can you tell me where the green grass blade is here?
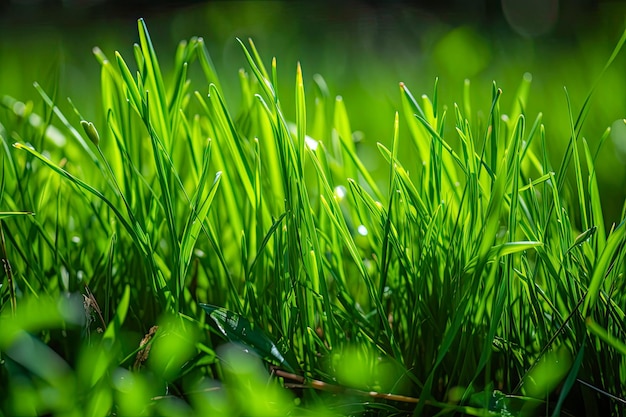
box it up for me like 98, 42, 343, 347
12, 142, 137, 241
582, 221, 626, 317
137, 18, 170, 145
114, 51, 143, 114
0, 211, 34, 219
583, 134, 608, 254
33, 82, 100, 167
551, 345, 585, 417
586, 317, 626, 355
180, 169, 222, 281
197, 37, 223, 91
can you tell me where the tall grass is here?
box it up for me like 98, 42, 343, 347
1, 18, 626, 416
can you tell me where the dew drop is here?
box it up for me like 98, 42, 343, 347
305, 135, 319, 151
334, 185, 347, 200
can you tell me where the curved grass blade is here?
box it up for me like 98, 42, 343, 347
33, 82, 100, 167
583, 134, 608, 253
12, 143, 136, 241
586, 317, 626, 355
582, 221, 626, 317
179, 169, 222, 281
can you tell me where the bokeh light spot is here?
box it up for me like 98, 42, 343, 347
502, 0, 559, 38
611, 119, 626, 162
434, 26, 491, 80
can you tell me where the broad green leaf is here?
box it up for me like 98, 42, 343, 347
200, 303, 297, 372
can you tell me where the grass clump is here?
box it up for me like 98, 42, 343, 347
1, 18, 626, 416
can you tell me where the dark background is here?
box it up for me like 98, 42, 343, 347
0, 0, 616, 33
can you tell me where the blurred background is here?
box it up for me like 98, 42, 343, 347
1, 0, 626, 225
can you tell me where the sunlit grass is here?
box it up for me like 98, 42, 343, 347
1, 17, 626, 416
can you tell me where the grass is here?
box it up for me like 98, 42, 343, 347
1, 17, 626, 416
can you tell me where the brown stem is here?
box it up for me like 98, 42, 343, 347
271, 366, 422, 404
0, 221, 16, 315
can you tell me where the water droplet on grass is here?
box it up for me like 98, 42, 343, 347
334, 185, 347, 200
305, 135, 318, 151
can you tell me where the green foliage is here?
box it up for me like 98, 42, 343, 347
1, 17, 626, 416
